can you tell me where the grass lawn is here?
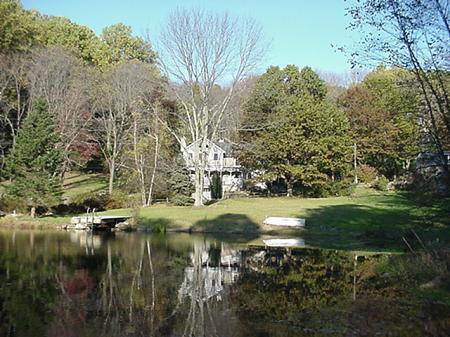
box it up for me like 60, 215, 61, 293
62, 171, 108, 202
100, 186, 449, 251
2, 185, 449, 252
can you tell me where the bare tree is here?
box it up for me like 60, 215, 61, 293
95, 61, 160, 194
0, 52, 30, 150
157, 8, 265, 206
27, 46, 93, 176
127, 97, 168, 206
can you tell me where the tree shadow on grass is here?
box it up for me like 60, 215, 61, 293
192, 213, 260, 241
136, 213, 261, 242
301, 203, 429, 252
63, 174, 106, 189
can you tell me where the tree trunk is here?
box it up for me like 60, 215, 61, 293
353, 143, 358, 184
286, 178, 293, 197
193, 141, 207, 206
30, 206, 36, 218
108, 159, 115, 194
146, 135, 160, 207
194, 168, 204, 206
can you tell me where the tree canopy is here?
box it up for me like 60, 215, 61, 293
240, 65, 351, 196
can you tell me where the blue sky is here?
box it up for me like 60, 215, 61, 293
23, 0, 359, 74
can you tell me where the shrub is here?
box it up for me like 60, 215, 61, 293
297, 179, 355, 197
71, 191, 108, 211
136, 217, 170, 233
0, 195, 29, 214
357, 164, 378, 183
327, 179, 356, 196
106, 190, 132, 209
372, 176, 389, 191
170, 194, 194, 206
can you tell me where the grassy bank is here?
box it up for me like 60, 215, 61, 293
4, 186, 447, 251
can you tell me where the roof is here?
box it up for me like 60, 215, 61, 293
216, 140, 233, 153
185, 139, 233, 155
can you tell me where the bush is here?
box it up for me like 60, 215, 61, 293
106, 190, 130, 209
136, 217, 170, 233
372, 176, 389, 191
357, 164, 378, 183
0, 195, 29, 214
70, 191, 108, 212
295, 179, 355, 198
170, 194, 194, 206
327, 179, 356, 196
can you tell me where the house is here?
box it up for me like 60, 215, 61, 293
182, 139, 243, 200
414, 151, 450, 195
415, 151, 450, 171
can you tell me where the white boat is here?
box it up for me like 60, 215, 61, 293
263, 238, 305, 247
263, 217, 305, 227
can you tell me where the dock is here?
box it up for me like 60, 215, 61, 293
70, 215, 131, 230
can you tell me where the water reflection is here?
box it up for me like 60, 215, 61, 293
177, 241, 241, 337
0, 231, 446, 337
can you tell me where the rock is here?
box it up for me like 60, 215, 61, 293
114, 222, 132, 231
421, 273, 450, 289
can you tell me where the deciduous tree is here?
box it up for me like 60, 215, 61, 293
338, 67, 419, 178
27, 46, 93, 175
158, 8, 265, 206
94, 61, 160, 194
347, 0, 450, 186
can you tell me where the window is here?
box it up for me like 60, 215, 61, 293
213, 153, 219, 160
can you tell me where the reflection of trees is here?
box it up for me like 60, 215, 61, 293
75, 238, 184, 337
0, 232, 437, 336
232, 248, 354, 323
0, 232, 63, 337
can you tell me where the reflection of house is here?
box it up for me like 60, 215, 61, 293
178, 266, 239, 302
69, 231, 102, 254
182, 139, 243, 200
178, 243, 241, 302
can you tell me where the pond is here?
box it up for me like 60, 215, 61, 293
0, 230, 446, 337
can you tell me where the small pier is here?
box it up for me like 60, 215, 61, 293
70, 212, 131, 231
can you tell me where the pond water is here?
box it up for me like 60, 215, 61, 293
0, 231, 445, 337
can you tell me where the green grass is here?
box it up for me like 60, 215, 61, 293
2, 183, 449, 252
62, 172, 108, 202
97, 186, 449, 251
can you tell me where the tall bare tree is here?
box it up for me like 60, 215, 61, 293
0, 52, 30, 150
95, 61, 160, 194
158, 8, 265, 206
27, 46, 93, 175
126, 97, 169, 206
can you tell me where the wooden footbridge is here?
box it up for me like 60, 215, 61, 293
70, 209, 131, 230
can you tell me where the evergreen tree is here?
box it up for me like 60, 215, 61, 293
167, 156, 194, 206
4, 99, 63, 216
210, 172, 223, 200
